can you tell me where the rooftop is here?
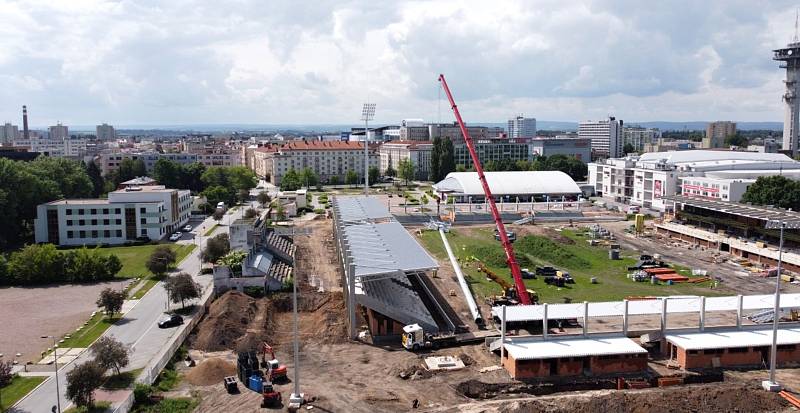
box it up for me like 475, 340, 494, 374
46, 199, 111, 205
664, 195, 800, 226
333, 196, 393, 223
434, 171, 581, 196
254, 140, 377, 153
342, 221, 438, 277
638, 150, 794, 165
120, 176, 157, 186
503, 335, 647, 360
666, 327, 800, 351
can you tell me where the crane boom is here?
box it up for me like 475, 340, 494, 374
437, 74, 532, 305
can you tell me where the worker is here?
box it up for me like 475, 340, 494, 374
412, 399, 419, 409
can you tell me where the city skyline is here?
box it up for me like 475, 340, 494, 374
0, 1, 798, 125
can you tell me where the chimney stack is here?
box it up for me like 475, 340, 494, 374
22, 105, 29, 139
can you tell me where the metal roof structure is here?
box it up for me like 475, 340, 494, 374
664, 195, 800, 227
342, 221, 438, 277
433, 171, 581, 196
666, 327, 800, 351
638, 150, 794, 164
503, 335, 647, 360
491, 293, 800, 323
332, 196, 393, 223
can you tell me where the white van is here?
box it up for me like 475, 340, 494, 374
216, 202, 226, 210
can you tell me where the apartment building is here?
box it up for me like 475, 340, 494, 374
529, 136, 591, 161
96, 123, 116, 141
34, 185, 192, 246
703, 121, 736, 149
1, 123, 19, 144
48, 123, 69, 140
579, 117, 623, 159
454, 138, 531, 170
508, 116, 537, 138
623, 126, 661, 152
12, 135, 87, 158
98, 152, 198, 175
399, 120, 502, 142
252, 140, 379, 185
379, 140, 433, 179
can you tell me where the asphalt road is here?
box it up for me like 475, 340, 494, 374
11, 213, 229, 413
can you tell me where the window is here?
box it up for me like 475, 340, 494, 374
91, 230, 98, 238
140, 229, 147, 236
116, 230, 122, 237
778, 344, 796, 351
103, 219, 110, 225
103, 230, 110, 238
79, 230, 86, 238
66, 209, 73, 215
115, 208, 121, 214
115, 219, 122, 225
67, 231, 74, 238
704, 348, 724, 355
67, 220, 73, 226
90, 209, 97, 214
79, 219, 86, 226
103, 208, 109, 214
140, 218, 146, 224
729, 347, 749, 353
91, 219, 98, 225
79, 209, 85, 215
140, 207, 146, 214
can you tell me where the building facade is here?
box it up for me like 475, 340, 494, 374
1, 123, 19, 144
702, 121, 736, 149
252, 141, 379, 185
98, 152, 199, 175
579, 117, 623, 159
34, 185, 192, 246
623, 126, 661, 152
529, 136, 591, 162
399, 120, 502, 142
507, 116, 537, 138
379, 141, 433, 179
48, 123, 69, 140
774, 39, 800, 155
96, 123, 116, 141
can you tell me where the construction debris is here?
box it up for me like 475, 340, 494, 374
424, 356, 465, 371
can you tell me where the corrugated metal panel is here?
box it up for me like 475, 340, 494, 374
343, 221, 438, 277
666, 327, 800, 351
504, 336, 647, 360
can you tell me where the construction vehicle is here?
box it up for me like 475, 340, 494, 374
261, 381, 282, 408
237, 349, 283, 407
478, 262, 538, 305
439, 74, 532, 305
520, 268, 536, 279
627, 254, 667, 271
259, 342, 288, 382
535, 266, 557, 277
401, 323, 490, 351
494, 229, 516, 243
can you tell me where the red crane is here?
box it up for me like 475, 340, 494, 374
438, 74, 532, 305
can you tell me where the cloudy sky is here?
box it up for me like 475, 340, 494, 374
0, 0, 798, 126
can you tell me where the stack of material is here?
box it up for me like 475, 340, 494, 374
644, 268, 688, 282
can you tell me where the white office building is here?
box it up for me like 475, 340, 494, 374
579, 117, 623, 159
623, 126, 661, 152
34, 185, 192, 246
96, 123, 116, 141
507, 115, 536, 138
588, 150, 800, 211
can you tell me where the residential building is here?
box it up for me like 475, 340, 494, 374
97, 152, 198, 175
1, 123, 19, 144
34, 185, 192, 246
49, 123, 69, 140
96, 123, 116, 140
507, 115, 536, 138
774, 38, 800, 155
622, 126, 661, 152
399, 120, 502, 142
579, 117, 623, 159
454, 138, 531, 170
11, 135, 87, 158
702, 121, 736, 149
379, 141, 433, 180
643, 140, 696, 153
747, 138, 781, 153
251, 140, 379, 185
588, 150, 800, 211
529, 136, 591, 162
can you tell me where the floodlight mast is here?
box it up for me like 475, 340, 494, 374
437, 74, 531, 305
361, 103, 376, 196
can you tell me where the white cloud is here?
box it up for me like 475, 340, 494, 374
0, 0, 796, 126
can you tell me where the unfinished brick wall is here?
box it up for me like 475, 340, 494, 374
505, 357, 548, 379
673, 343, 800, 369
590, 354, 648, 374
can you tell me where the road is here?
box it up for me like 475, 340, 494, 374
10, 211, 240, 413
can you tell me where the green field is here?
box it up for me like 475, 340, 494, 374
418, 227, 721, 303
99, 244, 196, 278
0, 375, 45, 412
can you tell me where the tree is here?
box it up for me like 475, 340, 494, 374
86, 161, 105, 197
544, 154, 588, 181
275, 202, 287, 221
280, 169, 302, 191
345, 169, 359, 187
328, 175, 341, 186
96, 288, 126, 318
368, 166, 380, 186
623, 143, 636, 154
203, 185, 235, 207
398, 158, 415, 187
244, 207, 257, 219
201, 233, 230, 263
440, 138, 456, 178
91, 336, 129, 375
741, 176, 800, 209
28, 156, 94, 199
66, 361, 105, 408
430, 136, 442, 181
117, 158, 137, 184
131, 159, 147, 177
238, 188, 251, 203
182, 162, 207, 192
725, 134, 749, 147
152, 158, 183, 189
0, 359, 12, 407
257, 191, 271, 206
146, 245, 176, 276
63, 247, 122, 282
385, 165, 396, 178
6, 244, 65, 285
212, 209, 225, 221
164, 272, 200, 308
300, 167, 319, 188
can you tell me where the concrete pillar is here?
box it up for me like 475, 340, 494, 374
661, 298, 668, 335
500, 305, 506, 366
622, 299, 629, 336
583, 301, 589, 337
737, 294, 743, 329
348, 257, 357, 340
542, 304, 548, 340
699, 296, 706, 332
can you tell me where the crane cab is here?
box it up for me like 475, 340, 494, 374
402, 324, 424, 350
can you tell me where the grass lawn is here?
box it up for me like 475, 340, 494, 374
59, 312, 120, 349
63, 401, 111, 413
418, 227, 723, 304
0, 375, 45, 411
203, 224, 219, 236
130, 278, 159, 300
99, 244, 196, 278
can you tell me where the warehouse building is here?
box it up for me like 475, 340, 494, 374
433, 171, 582, 203
666, 327, 800, 370
499, 335, 648, 379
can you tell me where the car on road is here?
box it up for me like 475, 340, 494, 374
169, 232, 182, 241
158, 313, 184, 328
182, 224, 193, 232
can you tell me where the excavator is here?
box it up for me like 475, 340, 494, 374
478, 262, 538, 306
259, 342, 288, 382
438, 74, 533, 306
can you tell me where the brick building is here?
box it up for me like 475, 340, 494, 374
665, 327, 800, 370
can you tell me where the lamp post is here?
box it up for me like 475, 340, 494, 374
41, 336, 61, 413
762, 219, 799, 392
361, 103, 376, 196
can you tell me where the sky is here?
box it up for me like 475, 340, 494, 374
0, 0, 798, 127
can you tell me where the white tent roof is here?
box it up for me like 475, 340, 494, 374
433, 171, 581, 197
638, 150, 793, 165
503, 335, 647, 360
666, 327, 800, 351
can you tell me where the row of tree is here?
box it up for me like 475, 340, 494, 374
741, 175, 800, 210
279, 166, 381, 191
476, 154, 588, 181
429, 137, 456, 182
0, 244, 122, 285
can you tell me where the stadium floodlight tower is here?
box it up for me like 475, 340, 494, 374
774, 13, 800, 157
361, 103, 376, 196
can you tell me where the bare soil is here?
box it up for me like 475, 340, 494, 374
185, 358, 236, 386
294, 218, 342, 292
0, 280, 126, 360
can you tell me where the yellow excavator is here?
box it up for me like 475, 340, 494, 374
477, 262, 538, 306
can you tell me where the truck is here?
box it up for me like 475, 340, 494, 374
535, 266, 557, 277
401, 323, 489, 351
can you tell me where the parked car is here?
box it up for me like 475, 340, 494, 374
158, 314, 183, 328
182, 224, 193, 232
169, 232, 182, 241
521, 268, 536, 279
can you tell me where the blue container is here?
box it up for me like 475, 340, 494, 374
249, 375, 263, 393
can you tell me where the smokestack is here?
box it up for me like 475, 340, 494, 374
22, 105, 29, 139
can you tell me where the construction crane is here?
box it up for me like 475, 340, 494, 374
438, 74, 532, 305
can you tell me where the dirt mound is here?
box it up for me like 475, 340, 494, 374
185, 358, 236, 386
193, 291, 258, 351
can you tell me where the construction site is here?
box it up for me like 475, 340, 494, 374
168, 76, 800, 412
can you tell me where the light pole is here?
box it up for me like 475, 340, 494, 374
41, 336, 61, 413
762, 219, 800, 392
361, 103, 376, 196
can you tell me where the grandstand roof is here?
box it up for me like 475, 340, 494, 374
342, 221, 438, 277
333, 196, 393, 223
638, 150, 794, 165
664, 195, 800, 226
433, 171, 581, 196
